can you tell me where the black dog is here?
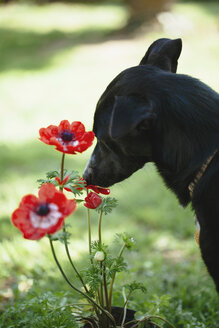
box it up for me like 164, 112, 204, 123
83, 38, 219, 292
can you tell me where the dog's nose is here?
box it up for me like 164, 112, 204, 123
83, 167, 93, 185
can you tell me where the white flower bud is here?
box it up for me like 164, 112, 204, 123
94, 251, 105, 262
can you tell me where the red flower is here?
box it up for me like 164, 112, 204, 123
11, 183, 76, 240
86, 185, 110, 195
54, 175, 110, 196
84, 192, 102, 209
39, 120, 95, 155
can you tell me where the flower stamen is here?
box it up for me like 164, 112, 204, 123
60, 130, 76, 143
36, 203, 50, 216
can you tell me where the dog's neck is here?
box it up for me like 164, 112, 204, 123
154, 148, 218, 207
188, 150, 218, 198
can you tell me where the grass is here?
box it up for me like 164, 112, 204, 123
0, 1, 219, 327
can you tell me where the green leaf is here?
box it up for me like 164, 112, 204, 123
37, 178, 57, 186
75, 199, 84, 203
95, 197, 118, 215
116, 232, 136, 250
82, 265, 103, 295
46, 170, 60, 179
65, 184, 84, 197
107, 256, 127, 278
49, 230, 72, 244
91, 241, 109, 254
37, 170, 86, 196
124, 281, 147, 294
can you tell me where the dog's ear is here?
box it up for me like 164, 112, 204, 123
109, 95, 156, 139
140, 38, 182, 73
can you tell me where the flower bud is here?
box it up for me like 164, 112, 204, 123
84, 192, 102, 209
94, 251, 105, 262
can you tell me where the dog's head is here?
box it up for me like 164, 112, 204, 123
83, 38, 182, 187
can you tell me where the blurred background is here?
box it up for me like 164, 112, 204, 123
0, 0, 219, 326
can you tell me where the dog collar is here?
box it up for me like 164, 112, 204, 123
188, 150, 217, 198
194, 216, 200, 246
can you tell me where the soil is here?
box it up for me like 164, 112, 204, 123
83, 306, 156, 327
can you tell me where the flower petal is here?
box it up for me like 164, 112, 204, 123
70, 121, 85, 138
62, 175, 70, 185
47, 125, 58, 137
53, 192, 76, 216
58, 120, 71, 132
55, 177, 61, 184
20, 195, 38, 210
38, 183, 56, 203
39, 125, 58, 144
47, 217, 65, 235
84, 192, 102, 209
11, 183, 76, 240
39, 121, 94, 154
86, 185, 110, 195
49, 136, 63, 148
23, 229, 46, 240
12, 208, 30, 229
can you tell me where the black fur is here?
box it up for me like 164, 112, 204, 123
83, 38, 219, 292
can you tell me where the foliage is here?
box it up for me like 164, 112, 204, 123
38, 169, 87, 196
50, 226, 72, 244
95, 197, 118, 215
116, 232, 136, 249
0, 290, 77, 328
124, 281, 147, 294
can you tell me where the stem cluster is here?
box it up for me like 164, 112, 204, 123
49, 154, 116, 326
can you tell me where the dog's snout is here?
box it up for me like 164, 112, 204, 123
83, 152, 97, 184
83, 166, 94, 185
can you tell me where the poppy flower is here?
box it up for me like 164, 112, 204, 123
86, 185, 110, 195
39, 120, 95, 155
84, 192, 102, 209
11, 183, 76, 240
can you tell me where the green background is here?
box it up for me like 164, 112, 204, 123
0, 1, 219, 327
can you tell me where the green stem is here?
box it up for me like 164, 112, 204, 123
103, 265, 110, 311
86, 189, 93, 264
99, 272, 104, 306
48, 236, 116, 326
98, 209, 104, 307
121, 289, 132, 327
63, 223, 89, 294
60, 153, 65, 183
87, 207, 93, 264
98, 210, 103, 244
97, 289, 102, 307
129, 321, 163, 328
149, 323, 163, 328
59, 154, 89, 293
109, 243, 126, 310
146, 315, 176, 328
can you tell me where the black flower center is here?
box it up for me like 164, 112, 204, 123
61, 130, 76, 142
36, 203, 50, 216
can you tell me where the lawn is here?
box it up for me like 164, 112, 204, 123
0, 1, 219, 327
